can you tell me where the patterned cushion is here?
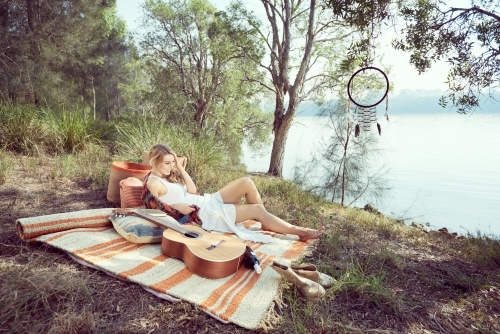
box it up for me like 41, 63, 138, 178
109, 211, 176, 244
120, 177, 144, 208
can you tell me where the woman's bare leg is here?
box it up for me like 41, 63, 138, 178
219, 177, 263, 205
234, 204, 325, 241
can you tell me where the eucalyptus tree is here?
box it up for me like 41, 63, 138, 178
324, 0, 500, 113
394, 0, 500, 113
233, 0, 374, 177
89, 13, 131, 120
139, 0, 271, 156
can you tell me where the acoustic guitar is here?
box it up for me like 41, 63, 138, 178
112, 209, 246, 279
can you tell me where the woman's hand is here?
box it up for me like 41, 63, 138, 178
173, 154, 186, 172
172, 153, 197, 194
171, 203, 196, 215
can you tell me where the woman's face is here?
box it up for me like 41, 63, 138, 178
155, 154, 175, 176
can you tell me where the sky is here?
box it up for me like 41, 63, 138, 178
115, 0, 452, 95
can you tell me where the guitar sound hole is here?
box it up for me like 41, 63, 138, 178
184, 232, 201, 239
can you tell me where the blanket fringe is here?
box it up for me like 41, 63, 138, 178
257, 238, 319, 330
257, 275, 293, 331
257, 301, 281, 332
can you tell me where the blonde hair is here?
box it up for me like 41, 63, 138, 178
148, 144, 184, 184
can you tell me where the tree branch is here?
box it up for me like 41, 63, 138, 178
243, 73, 277, 94
433, 6, 500, 30
449, 6, 500, 22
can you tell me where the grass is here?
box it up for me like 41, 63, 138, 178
1, 104, 499, 332
54, 144, 113, 188
0, 150, 13, 185
334, 264, 396, 308
459, 233, 500, 268
0, 253, 96, 334
44, 108, 115, 154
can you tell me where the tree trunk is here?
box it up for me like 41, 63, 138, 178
268, 120, 289, 177
268, 98, 297, 176
91, 76, 96, 119
193, 99, 211, 130
26, 0, 41, 105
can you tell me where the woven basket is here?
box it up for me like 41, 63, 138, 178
119, 177, 144, 208
107, 162, 150, 203
142, 151, 151, 167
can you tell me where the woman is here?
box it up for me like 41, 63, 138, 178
144, 144, 325, 243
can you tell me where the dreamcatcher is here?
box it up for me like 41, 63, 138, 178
346, 66, 389, 137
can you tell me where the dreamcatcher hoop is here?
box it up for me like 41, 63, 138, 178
347, 66, 389, 108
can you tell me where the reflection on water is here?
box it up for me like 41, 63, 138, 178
243, 113, 500, 237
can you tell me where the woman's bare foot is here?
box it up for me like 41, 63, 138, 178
299, 226, 326, 241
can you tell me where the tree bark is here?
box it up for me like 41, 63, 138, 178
268, 97, 297, 176
91, 76, 96, 119
193, 100, 210, 129
26, 0, 42, 104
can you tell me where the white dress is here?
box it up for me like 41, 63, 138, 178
149, 175, 275, 243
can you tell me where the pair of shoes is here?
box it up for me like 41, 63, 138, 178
271, 261, 325, 299
290, 263, 334, 289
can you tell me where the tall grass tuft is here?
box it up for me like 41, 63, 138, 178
115, 116, 226, 175
0, 149, 14, 185
0, 104, 114, 155
333, 262, 395, 308
114, 115, 181, 160
45, 108, 115, 154
460, 232, 500, 268
281, 291, 318, 334
0, 103, 49, 155
254, 177, 330, 216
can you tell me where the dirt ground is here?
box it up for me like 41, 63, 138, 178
0, 158, 260, 334
1, 156, 500, 333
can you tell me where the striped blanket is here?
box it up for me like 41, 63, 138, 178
16, 208, 314, 330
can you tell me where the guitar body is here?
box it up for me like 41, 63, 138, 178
161, 225, 246, 279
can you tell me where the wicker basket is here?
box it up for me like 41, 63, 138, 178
107, 162, 150, 203
119, 177, 144, 208
142, 151, 151, 167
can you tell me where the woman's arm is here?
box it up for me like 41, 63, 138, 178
174, 155, 197, 194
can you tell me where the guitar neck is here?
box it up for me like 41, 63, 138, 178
133, 210, 187, 235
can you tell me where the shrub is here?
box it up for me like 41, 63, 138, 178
115, 116, 226, 175
0, 103, 49, 155
45, 108, 115, 154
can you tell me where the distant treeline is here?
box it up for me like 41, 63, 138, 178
296, 89, 500, 116
388, 89, 500, 114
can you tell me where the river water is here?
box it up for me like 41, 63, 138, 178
242, 112, 500, 237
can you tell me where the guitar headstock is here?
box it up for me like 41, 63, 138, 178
112, 208, 137, 218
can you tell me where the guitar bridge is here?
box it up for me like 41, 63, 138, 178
206, 239, 226, 250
